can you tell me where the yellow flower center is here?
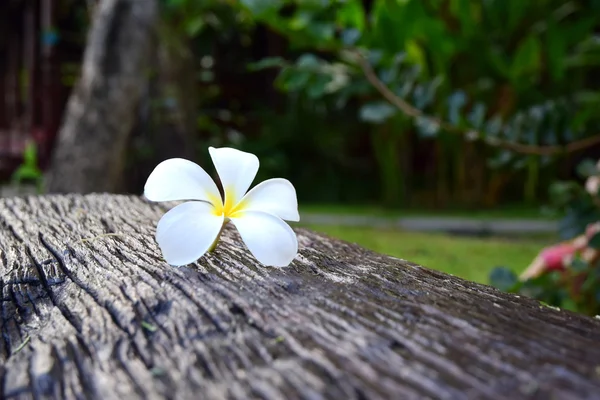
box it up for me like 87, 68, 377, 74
210, 188, 245, 218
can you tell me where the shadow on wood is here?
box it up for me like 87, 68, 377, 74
1, 194, 600, 399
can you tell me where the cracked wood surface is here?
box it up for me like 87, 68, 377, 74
1, 194, 600, 400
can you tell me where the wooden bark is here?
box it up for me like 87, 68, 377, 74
2, 194, 600, 400
46, 0, 157, 193
125, 26, 198, 192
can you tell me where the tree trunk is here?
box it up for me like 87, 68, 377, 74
46, 0, 158, 194
125, 23, 198, 193
2, 194, 600, 399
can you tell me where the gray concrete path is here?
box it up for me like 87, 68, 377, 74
301, 213, 557, 235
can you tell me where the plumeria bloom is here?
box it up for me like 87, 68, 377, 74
144, 147, 299, 267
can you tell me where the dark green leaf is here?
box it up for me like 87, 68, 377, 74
487, 47, 510, 78
247, 57, 287, 71
372, 2, 406, 54
546, 20, 566, 81
558, 203, 600, 240
184, 17, 204, 37
306, 74, 330, 99
548, 181, 581, 207
487, 151, 514, 169
581, 270, 600, 293
449, 0, 477, 34
571, 258, 589, 273
277, 68, 311, 92
520, 271, 563, 302
576, 158, 599, 178
336, 0, 365, 32
506, 1, 527, 31
23, 142, 37, 166
306, 22, 335, 44
489, 267, 519, 292
510, 35, 541, 80
588, 232, 600, 250
560, 298, 579, 312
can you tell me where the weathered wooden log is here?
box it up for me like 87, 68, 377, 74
1, 194, 600, 400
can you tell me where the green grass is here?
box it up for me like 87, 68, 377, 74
300, 203, 557, 220
304, 224, 555, 284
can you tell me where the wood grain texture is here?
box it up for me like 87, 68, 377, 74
1, 194, 600, 400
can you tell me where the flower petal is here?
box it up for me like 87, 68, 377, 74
144, 158, 221, 203
208, 147, 259, 207
237, 178, 299, 222
156, 202, 224, 266
230, 211, 298, 267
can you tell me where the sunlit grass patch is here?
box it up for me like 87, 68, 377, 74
304, 224, 553, 284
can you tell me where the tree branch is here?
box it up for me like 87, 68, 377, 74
353, 51, 600, 156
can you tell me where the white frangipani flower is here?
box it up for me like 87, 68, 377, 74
144, 147, 299, 267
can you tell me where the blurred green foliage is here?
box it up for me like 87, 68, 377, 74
490, 158, 600, 316
12, 142, 44, 192
146, 1, 600, 208
238, 0, 600, 205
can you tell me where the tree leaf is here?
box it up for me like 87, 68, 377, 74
588, 232, 600, 250
576, 158, 599, 178
276, 67, 311, 92
307, 74, 330, 99
510, 35, 541, 80
415, 116, 440, 137
306, 22, 335, 44
336, 0, 365, 32
247, 57, 287, 71
468, 102, 486, 129
23, 142, 38, 167
413, 76, 443, 109
558, 204, 600, 240
240, 0, 282, 16
447, 90, 467, 125
184, 16, 204, 37
548, 181, 581, 207
341, 28, 361, 46
546, 19, 566, 81
371, 1, 406, 54
359, 102, 397, 123
484, 115, 503, 137
506, 1, 527, 31
489, 267, 519, 292
296, 53, 321, 69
